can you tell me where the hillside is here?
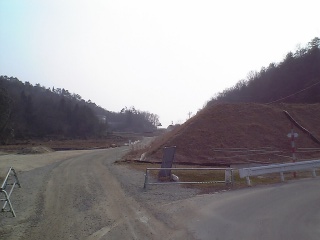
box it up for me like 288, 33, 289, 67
208, 37, 320, 105
130, 37, 320, 166
132, 103, 320, 166
0, 76, 160, 143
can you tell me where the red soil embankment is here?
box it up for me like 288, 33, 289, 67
137, 103, 320, 165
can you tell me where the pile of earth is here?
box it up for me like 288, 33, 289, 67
18, 146, 53, 154
0, 134, 134, 153
126, 103, 320, 166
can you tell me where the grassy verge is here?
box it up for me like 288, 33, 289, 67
117, 161, 320, 193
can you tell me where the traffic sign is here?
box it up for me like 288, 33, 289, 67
287, 133, 298, 138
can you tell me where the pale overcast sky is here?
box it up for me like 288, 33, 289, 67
1, 0, 319, 127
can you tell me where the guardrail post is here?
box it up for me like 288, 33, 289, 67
143, 169, 149, 189
246, 176, 251, 186
231, 169, 234, 186
239, 160, 320, 186
225, 169, 233, 186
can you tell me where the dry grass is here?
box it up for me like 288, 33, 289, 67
119, 161, 320, 193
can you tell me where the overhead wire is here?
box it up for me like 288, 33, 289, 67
266, 80, 320, 104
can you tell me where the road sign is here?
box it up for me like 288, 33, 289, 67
287, 132, 298, 138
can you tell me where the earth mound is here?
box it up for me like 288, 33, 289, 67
131, 103, 320, 165
18, 146, 54, 154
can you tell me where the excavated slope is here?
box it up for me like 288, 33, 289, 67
145, 103, 320, 165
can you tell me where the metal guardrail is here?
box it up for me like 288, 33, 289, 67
143, 167, 234, 189
0, 167, 21, 217
239, 159, 320, 186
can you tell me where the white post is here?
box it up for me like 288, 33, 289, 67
246, 176, 251, 186
291, 125, 297, 178
144, 169, 149, 189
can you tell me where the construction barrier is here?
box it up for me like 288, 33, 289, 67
0, 167, 21, 217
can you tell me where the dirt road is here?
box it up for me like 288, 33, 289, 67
3, 146, 319, 239
0, 147, 193, 240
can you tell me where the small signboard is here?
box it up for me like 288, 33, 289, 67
158, 146, 176, 179
287, 133, 299, 138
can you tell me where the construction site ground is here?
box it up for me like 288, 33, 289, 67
125, 103, 320, 166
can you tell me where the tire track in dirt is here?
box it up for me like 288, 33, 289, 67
6, 147, 192, 240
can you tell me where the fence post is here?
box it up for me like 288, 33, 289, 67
231, 169, 234, 186
225, 169, 233, 186
144, 169, 149, 189
289, 124, 298, 178
246, 176, 251, 186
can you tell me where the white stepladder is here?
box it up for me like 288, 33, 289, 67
0, 167, 21, 217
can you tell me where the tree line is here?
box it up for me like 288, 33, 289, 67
208, 37, 320, 105
0, 76, 160, 144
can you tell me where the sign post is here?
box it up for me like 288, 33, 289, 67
287, 124, 298, 178
158, 146, 176, 180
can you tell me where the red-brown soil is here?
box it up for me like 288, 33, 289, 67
0, 135, 130, 153
130, 103, 320, 166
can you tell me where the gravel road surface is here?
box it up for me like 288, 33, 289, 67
1, 147, 320, 239
0, 147, 197, 240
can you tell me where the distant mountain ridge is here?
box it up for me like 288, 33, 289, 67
0, 76, 160, 143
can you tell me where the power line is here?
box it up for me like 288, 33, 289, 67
267, 80, 320, 104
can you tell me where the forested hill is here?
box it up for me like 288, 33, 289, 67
208, 37, 320, 105
0, 76, 160, 143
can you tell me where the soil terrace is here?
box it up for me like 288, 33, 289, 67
128, 103, 320, 165
0, 135, 130, 154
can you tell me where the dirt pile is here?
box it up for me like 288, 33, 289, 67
140, 103, 320, 165
0, 135, 130, 153
18, 146, 53, 154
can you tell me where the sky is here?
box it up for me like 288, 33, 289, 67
1, 0, 320, 128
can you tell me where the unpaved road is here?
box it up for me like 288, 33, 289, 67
1, 147, 320, 240
0, 147, 194, 239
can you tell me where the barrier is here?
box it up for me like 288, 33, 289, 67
0, 167, 21, 217
239, 159, 320, 186
143, 167, 234, 189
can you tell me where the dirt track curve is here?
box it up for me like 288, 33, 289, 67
2, 147, 320, 239
0, 147, 193, 240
